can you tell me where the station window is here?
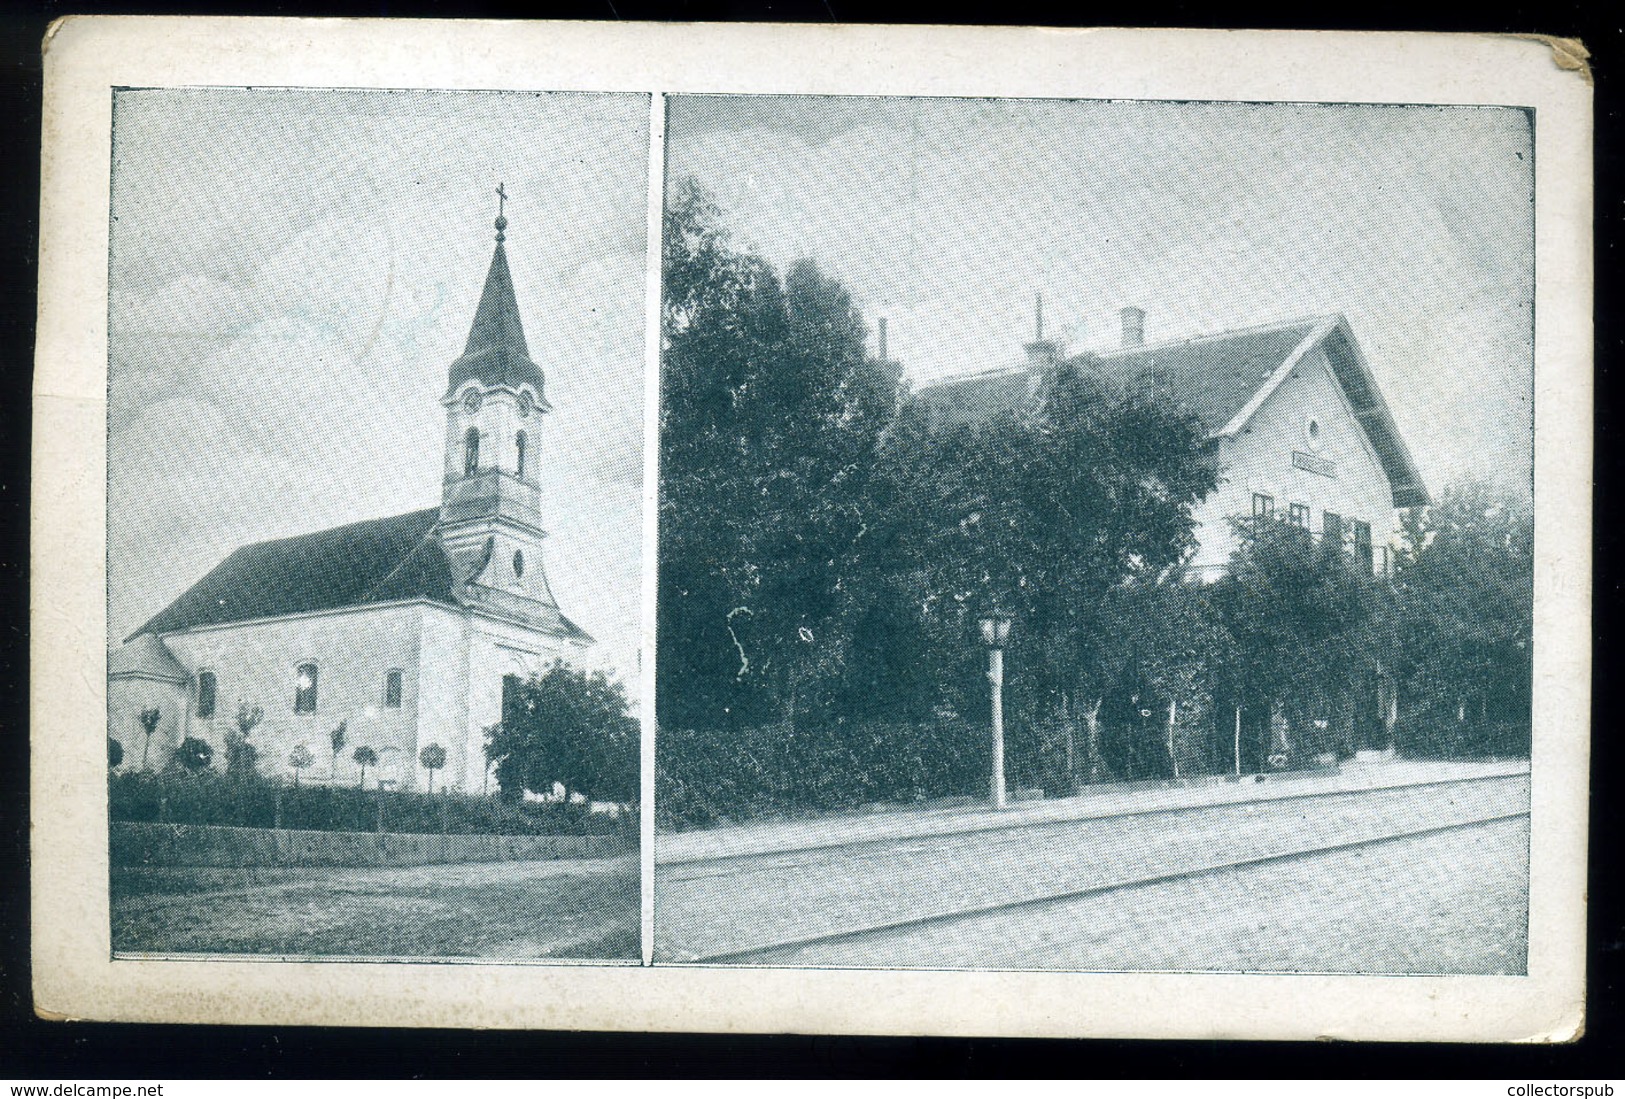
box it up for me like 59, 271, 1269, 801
294, 663, 319, 714
196, 670, 217, 719
1251, 492, 1274, 518
384, 669, 403, 709
1323, 510, 1343, 546
1288, 502, 1309, 528
1353, 520, 1374, 574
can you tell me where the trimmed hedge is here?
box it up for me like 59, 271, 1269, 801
656, 719, 989, 831
109, 769, 625, 837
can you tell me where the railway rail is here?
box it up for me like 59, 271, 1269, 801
658, 769, 1530, 871
657, 772, 1530, 965
688, 808, 1528, 965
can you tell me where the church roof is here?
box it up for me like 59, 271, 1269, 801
132, 509, 452, 640
132, 507, 593, 643
444, 235, 550, 405
108, 632, 189, 682
913, 315, 1428, 510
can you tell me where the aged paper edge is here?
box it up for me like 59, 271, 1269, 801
31, 18, 1592, 1041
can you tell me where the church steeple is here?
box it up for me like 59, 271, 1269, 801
443, 187, 551, 408
437, 189, 567, 631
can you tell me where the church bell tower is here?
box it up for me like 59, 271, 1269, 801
438, 187, 570, 632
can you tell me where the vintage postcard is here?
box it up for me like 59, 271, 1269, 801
32, 19, 1590, 1040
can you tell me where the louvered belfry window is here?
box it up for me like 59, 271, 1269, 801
516, 431, 528, 479
464, 427, 481, 476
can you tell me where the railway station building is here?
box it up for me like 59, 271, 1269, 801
106, 208, 591, 792
913, 305, 1429, 768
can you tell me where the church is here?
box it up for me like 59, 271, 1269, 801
107, 200, 592, 793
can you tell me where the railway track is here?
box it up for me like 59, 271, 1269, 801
658, 769, 1530, 872
656, 772, 1530, 964
688, 808, 1529, 965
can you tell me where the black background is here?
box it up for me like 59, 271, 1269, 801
0, 0, 1616, 1079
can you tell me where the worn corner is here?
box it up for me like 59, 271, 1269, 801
1508, 34, 1593, 86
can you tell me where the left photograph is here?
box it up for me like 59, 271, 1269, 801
103, 88, 649, 961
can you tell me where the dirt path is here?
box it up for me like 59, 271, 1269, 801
112, 856, 638, 961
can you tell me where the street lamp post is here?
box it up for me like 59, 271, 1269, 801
979, 609, 1013, 812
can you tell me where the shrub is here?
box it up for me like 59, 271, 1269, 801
656, 719, 988, 830
107, 769, 622, 837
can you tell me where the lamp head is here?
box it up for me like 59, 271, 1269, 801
979, 609, 1013, 647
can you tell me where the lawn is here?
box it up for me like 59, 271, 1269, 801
111, 855, 640, 961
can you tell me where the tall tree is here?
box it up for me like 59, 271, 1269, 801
1392, 481, 1533, 755
658, 178, 901, 732
1211, 513, 1397, 763
875, 365, 1220, 736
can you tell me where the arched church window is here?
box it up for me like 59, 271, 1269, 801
384, 669, 402, 709
294, 663, 319, 714
464, 427, 481, 476
196, 670, 217, 719
516, 431, 528, 479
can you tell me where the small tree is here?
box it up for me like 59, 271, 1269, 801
137, 707, 161, 770
329, 719, 347, 778
419, 742, 447, 795
288, 744, 314, 787
352, 744, 378, 789
173, 736, 214, 772
487, 662, 638, 804
108, 736, 124, 769
227, 702, 264, 777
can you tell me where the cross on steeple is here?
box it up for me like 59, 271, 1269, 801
494, 183, 509, 242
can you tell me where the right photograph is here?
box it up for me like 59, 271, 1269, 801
653, 95, 1534, 973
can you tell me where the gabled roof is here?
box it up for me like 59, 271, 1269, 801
444, 238, 551, 405
132, 509, 453, 640
132, 507, 594, 643
1092, 317, 1325, 436
913, 315, 1429, 510
108, 632, 189, 682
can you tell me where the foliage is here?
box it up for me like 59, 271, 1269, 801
108, 736, 124, 769
225, 702, 264, 777
108, 768, 623, 837
352, 745, 378, 788
419, 742, 448, 794
137, 707, 161, 770
1391, 482, 1533, 756
656, 719, 988, 830
329, 720, 347, 772
287, 744, 314, 786
659, 178, 902, 733
1210, 514, 1398, 763
652, 183, 1530, 821
487, 662, 638, 804
171, 736, 213, 773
